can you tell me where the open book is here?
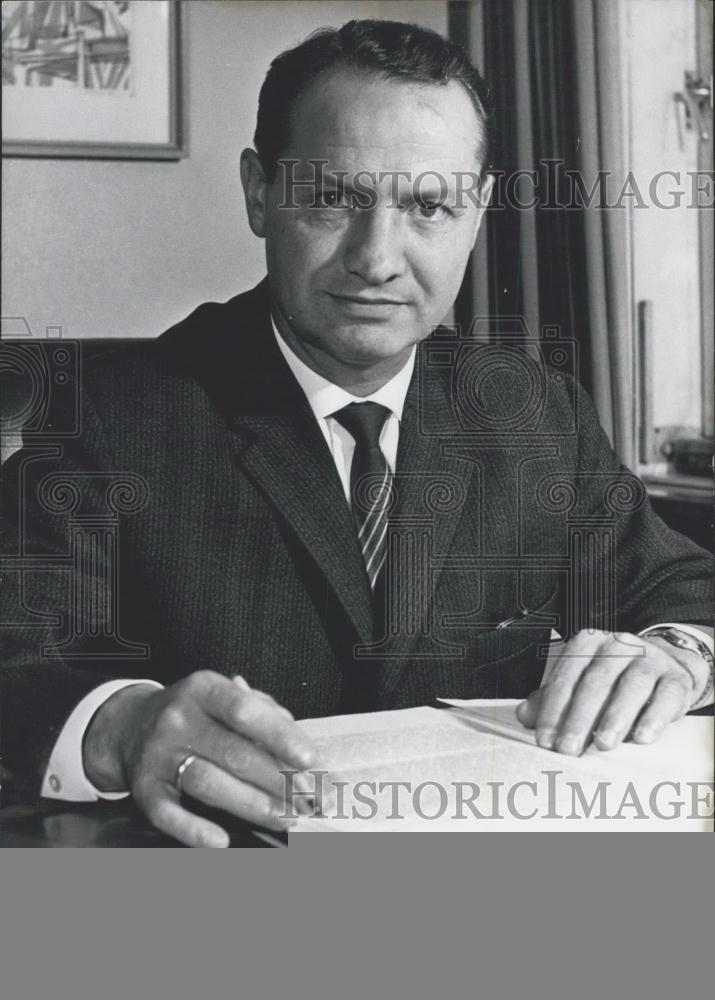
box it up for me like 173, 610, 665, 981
290, 700, 713, 832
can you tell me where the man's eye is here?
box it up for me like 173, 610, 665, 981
414, 199, 450, 220
314, 190, 349, 209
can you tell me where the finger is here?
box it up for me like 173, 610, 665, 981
589, 660, 660, 751
516, 689, 543, 729
199, 729, 294, 801
254, 690, 295, 720
200, 675, 316, 771
630, 675, 691, 745
233, 675, 295, 720
140, 785, 230, 848
553, 656, 637, 755
533, 632, 607, 748
198, 730, 317, 813
179, 754, 297, 831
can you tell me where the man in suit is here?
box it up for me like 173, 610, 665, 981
2, 20, 712, 846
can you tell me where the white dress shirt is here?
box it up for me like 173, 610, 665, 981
40, 322, 712, 800
272, 320, 416, 502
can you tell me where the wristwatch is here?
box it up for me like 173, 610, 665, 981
640, 626, 715, 710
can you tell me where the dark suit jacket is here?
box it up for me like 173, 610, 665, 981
2, 280, 712, 791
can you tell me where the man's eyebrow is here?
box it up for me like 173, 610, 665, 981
318, 175, 351, 190
405, 184, 448, 200
401, 181, 460, 203
294, 175, 366, 196
288, 172, 348, 188
288, 171, 468, 206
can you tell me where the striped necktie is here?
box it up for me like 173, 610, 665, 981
333, 402, 392, 591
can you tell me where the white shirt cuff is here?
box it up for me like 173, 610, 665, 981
40, 679, 164, 801
638, 623, 714, 708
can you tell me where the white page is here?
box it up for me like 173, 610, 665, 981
291, 701, 713, 832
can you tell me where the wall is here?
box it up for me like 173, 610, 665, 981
1, 0, 447, 340
623, 0, 704, 435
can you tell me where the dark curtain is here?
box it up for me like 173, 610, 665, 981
456, 0, 591, 376
451, 0, 636, 461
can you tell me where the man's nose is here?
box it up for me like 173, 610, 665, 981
343, 207, 406, 285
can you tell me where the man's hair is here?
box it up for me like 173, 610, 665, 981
254, 18, 492, 183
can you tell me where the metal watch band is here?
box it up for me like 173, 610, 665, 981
641, 626, 714, 710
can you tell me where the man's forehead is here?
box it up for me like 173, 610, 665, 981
285, 143, 479, 179
282, 70, 484, 173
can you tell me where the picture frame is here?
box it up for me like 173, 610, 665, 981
2, 0, 184, 160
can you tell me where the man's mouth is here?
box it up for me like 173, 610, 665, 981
328, 293, 408, 307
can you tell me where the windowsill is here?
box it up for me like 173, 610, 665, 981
640, 465, 712, 505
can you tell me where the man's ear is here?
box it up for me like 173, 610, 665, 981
240, 148, 269, 238
470, 171, 494, 249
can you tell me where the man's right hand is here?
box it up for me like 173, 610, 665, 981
82, 671, 321, 847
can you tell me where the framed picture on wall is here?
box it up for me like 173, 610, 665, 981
1, 0, 184, 159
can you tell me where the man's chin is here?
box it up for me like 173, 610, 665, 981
333, 342, 415, 371
327, 326, 420, 366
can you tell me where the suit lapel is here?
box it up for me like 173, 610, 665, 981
192, 283, 374, 645
231, 414, 375, 645
376, 351, 476, 700
376, 343, 562, 701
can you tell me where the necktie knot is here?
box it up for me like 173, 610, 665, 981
332, 402, 391, 450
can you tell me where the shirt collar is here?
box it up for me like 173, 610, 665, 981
271, 317, 416, 423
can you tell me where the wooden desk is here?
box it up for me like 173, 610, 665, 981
0, 796, 284, 848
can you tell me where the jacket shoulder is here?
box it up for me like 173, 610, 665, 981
83, 281, 269, 389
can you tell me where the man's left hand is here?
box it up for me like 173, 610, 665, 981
516, 629, 709, 756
